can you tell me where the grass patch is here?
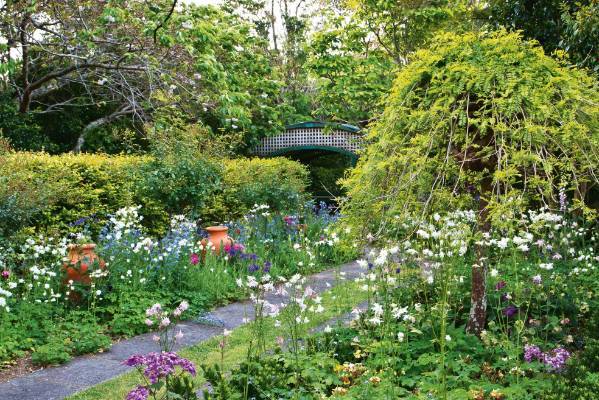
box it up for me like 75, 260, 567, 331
68, 277, 366, 400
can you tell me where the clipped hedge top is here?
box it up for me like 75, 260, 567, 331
0, 152, 309, 237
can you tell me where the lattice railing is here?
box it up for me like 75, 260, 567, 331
253, 127, 363, 156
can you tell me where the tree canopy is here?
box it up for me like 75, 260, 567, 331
342, 30, 599, 237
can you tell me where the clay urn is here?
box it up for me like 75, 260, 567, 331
201, 226, 233, 256
63, 243, 105, 285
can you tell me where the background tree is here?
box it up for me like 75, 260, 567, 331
485, 0, 598, 72
0, 1, 288, 152
306, 0, 478, 126
341, 30, 598, 333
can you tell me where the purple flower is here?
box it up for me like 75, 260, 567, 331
395, 267, 401, 274
263, 261, 271, 273
500, 292, 510, 302
1, 270, 9, 279
532, 275, 542, 285
126, 385, 149, 400
190, 253, 200, 265
523, 344, 543, 362
543, 347, 571, 372
367, 262, 374, 270
248, 263, 260, 273
502, 305, 518, 318
123, 354, 146, 367
495, 280, 506, 291
523, 345, 571, 372
123, 352, 196, 384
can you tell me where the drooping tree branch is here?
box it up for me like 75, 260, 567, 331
152, 0, 179, 43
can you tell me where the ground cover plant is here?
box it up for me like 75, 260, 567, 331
0, 202, 356, 368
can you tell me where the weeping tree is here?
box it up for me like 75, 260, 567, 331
342, 30, 598, 334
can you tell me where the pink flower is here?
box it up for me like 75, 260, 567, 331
178, 301, 189, 312
160, 317, 171, 328
190, 253, 200, 265
146, 303, 162, 317
175, 330, 184, 341
1, 270, 9, 279
145, 318, 153, 326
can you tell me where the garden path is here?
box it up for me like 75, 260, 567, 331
0, 260, 364, 400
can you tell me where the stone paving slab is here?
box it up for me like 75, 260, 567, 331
0, 261, 364, 400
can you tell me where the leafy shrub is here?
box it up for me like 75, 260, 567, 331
0, 152, 147, 236
136, 155, 222, 222
31, 338, 72, 366
219, 157, 309, 217
0, 152, 309, 237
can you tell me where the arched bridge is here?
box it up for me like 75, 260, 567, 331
252, 121, 363, 160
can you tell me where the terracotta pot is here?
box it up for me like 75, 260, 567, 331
201, 226, 233, 255
63, 243, 105, 285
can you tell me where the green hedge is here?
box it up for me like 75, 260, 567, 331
0, 152, 308, 237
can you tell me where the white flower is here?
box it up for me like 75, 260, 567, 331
496, 238, 510, 249
416, 229, 430, 239
175, 330, 184, 341
397, 332, 405, 342
490, 269, 498, 277
371, 303, 384, 316
445, 335, 451, 342
324, 325, 332, 333
95, 290, 102, 296
392, 305, 408, 319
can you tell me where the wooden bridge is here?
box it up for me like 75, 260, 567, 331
252, 121, 363, 160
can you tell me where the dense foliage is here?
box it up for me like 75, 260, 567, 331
0, 152, 309, 238
342, 30, 599, 237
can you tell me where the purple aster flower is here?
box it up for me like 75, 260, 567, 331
523, 344, 543, 362
395, 267, 401, 274
126, 385, 149, 400
367, 262, 374, 270
532, 275, 542, 285
495, 280, 506, 291
502, 305, 518, 318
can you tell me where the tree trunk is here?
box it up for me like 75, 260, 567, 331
466, 176, 492, 335
72, 106, 133, 153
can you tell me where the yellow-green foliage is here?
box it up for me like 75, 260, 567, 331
0, 152, 149, 236
0, 152, 309, 237
204, 157, 309, 221
342, 30, 599, 237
